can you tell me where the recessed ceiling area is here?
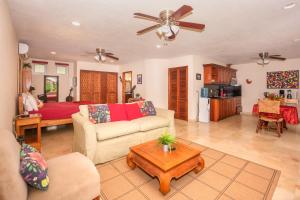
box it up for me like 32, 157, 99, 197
7, 0, 300, 64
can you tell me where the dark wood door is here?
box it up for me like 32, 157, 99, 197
80, 70, 118, 103
168, 66, 188, 120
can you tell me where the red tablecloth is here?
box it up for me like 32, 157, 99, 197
252, 104, 299, 125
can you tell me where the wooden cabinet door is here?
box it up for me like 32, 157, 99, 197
92, 72, 101, 103
168, 68, 178, 117
80, 71, 93, 101
178, 67, 188, 120
168, 66, 188, 120
106, 72, 118, 103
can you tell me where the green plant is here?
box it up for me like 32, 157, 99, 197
158, 132, 176, 146
23, 63, 32, 69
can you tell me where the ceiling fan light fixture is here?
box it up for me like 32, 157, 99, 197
257, 59, 270, 65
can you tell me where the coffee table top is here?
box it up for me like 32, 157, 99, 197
130, 140, 201, 172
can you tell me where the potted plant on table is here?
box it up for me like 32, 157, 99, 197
158, 132, 176, 152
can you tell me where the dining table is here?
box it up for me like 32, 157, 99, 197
252, 104, 299, 125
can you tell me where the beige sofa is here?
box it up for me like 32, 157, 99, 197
72, 106, 175, 164
0, 129, 100, 200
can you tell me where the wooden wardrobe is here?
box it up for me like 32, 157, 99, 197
80, 70, 118, 104
168, 66, 188, 120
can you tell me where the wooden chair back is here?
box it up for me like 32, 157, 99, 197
258, 99, 280, 114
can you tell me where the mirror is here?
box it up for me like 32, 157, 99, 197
44, 75, 59, 102
122, 71, 132, 103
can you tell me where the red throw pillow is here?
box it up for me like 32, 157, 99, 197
108, 104, 128, 122
125, 103, 143, 120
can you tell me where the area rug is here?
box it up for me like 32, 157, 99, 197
97, 138, 280, 200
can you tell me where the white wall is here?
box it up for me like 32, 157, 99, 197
232, 58, 300, 113
29, 58, 75, 102
75, 61, 121, 101
0, 0, 18, 131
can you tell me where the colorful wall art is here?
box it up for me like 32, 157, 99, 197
267, 70, 299, 89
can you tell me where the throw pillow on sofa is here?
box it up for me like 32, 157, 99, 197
88, 104, 111, 123
20, 143, 37, 159
19, 144, 49, 191
124, 103, 143, 120
108, 104, 128, 121
137, 101, 156, 116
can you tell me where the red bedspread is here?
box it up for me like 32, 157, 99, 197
30, 101, 91, 120
252, 104, 299, 125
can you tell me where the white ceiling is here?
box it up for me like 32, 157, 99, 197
7, 0, 300, 64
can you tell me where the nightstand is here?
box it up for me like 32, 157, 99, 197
15, 114, 42, 152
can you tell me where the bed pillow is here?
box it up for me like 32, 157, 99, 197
124, 103, 143, 120
108, 104, 128, 121
137, 101, 156, 116
20, 145, 49, 191
88, 104, 111, 124
22, 93, 38, 112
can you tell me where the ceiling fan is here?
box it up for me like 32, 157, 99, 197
85, 48, 119, 63
134, 5, 205, 41
256, 52, 286, 66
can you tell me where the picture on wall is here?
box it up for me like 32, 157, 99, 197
267, 70, 299, 89
137, 74, 142, 84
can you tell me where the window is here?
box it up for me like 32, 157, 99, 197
34, 64, 46, 74
56, 65, 68, 75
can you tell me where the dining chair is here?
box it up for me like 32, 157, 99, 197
256, 99, 284, 137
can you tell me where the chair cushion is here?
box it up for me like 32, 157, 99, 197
28, 152, 100, 200
96, 121, 140, 141
0, 130, 27, 200
260, 116, 284, 122
124, 103, 143, 120
131, 116, 169, 131
88, 104, 111, 123
108, 104, 128, 121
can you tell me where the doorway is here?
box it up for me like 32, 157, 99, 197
44, 75, 59, 102
122, 71, 132, 103
168, 66, 188, 120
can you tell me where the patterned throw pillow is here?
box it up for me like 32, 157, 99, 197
20, 144, 49, 191
137, 101, 156, 116
20, 143, 37, 160
88, 104, 111, 124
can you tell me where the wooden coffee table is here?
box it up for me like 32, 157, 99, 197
127, 140, 205, 194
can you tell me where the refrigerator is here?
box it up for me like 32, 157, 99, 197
198, 88, 210, 123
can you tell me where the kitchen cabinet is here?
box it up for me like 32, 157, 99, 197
204, 64, 237, 85
210, 97, 241, 121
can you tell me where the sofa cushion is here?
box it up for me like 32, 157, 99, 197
28, 152, 100, 200
20, 143, 37, 159
124, 103, 143, 120
0, 130, 27, 200
137, 101, 156, 116
108, 104, 128, 122
79, 105, 89, 119
96, 121, 139, 141
132, 116, 169, 131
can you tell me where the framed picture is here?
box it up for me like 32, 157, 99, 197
196, 73, 201, 80
267, 70, 299, 89
137, 74, 142, 84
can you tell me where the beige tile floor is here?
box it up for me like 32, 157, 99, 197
41, 114, 300, 200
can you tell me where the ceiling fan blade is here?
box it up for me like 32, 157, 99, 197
106, 55, 119, 61
269, 56, 286, 61
137, 24, 161, 35
171, 5, 193, 20
176, 21, 205, 30
105, 52, 114, 56
134, 13, 160, 22
269, 54, 281, 57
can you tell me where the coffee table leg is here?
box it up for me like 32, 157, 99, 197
159, 174, 172, 195
127, 152, 136, 169
194, 156, 205, 173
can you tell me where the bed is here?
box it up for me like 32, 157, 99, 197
18, 94, 91, 127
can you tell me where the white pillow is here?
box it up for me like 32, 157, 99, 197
22, 93, 38, 112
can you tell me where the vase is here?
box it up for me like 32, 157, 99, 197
163, 144, 169, 152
